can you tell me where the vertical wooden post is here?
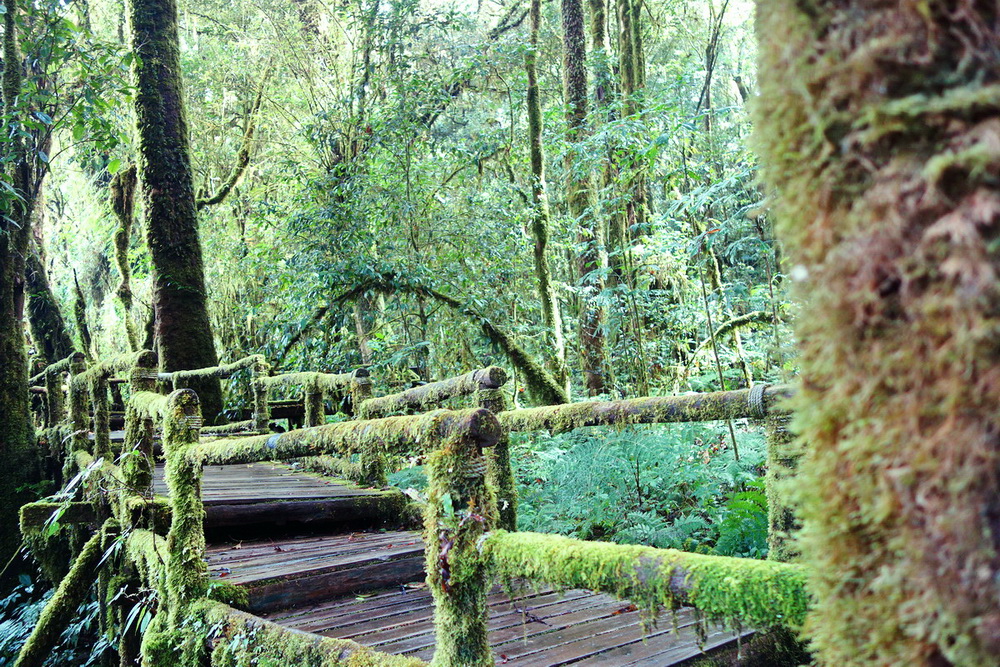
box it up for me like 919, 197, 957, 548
477, 387, 517, 531
750, 384, 800, 562
304, 374, 324, 428
123, 351, 158, 501
251, 356, 270, 432
44, 367, 65, 428
349, 368, 372, 416
162, 389, 207, 625
90, 373, 112, 460
68, 352, 89, 457
426, 428, 496, 667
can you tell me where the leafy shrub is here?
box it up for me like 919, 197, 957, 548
512, 422, 769, 557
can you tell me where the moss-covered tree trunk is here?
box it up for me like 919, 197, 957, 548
755, 2, 1000, 664
0, 0, 39, 587
562, 0, 605, 395
526, 0, 568, 394
26, 243, 75, 365
126, 0, 223, 422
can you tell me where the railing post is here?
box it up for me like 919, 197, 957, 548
476, 387, 517, 531
748, 384, 800, 562
123, 351, 158, 501
163, 389, 207, 625
68, 352, 89, 457
304, 374, 324, 428
350, 368, 372, 415
426, 425, 497, 667
90, 372, 112, 460
44, 367, 65, 428
251, 356, 270, 432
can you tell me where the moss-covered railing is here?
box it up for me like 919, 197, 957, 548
359, 366, 518, 529
158, 354, 272, 433
259, 367, 372, 427
146, 386, 500, 666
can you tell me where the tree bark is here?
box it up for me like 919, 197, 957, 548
26, 244, 74, 365
110, 165, 140, 351
526, 0, 568, 393
755, 2, 1000, 664
126, 0, 223, 422
0, 0, 39, 587
562, 0, 605, 395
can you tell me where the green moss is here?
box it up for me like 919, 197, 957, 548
174, 600, 428, 667
499, 386, 792, 433
754, 2, 1000, 664
162, 390, 208, 623
483, 531, 810, 630
423, 433, 497, 667
359, 367, 508, 420
206, 581, 250, 609
476, 388, 517, 531
765, 417, 801, 563
14, 523, 107, 667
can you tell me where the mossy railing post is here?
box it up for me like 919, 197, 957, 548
251, 356, 270, 432
425, 418, 499, 667
123, 352, 158, 501
350, 368, 372, 414
90, 372, 112, 460
162, 389, 207, 625
304, 375, 324, 428
68, 352, 90, 458
476, 387, 516, 531
43, 366, 65, 429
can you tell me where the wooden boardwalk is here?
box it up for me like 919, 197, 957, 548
153, 462, 747, 665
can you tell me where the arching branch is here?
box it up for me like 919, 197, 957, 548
196, 67, 271, 211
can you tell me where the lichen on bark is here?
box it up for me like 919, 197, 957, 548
754, 2, 1000, 664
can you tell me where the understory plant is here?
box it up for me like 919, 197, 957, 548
513, 422, 768, 557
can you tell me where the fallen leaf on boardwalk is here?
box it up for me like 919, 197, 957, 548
612, 604, 637, 615
273, 546, 284, 552
498, 654, 509, 664
355, 595, 370, 601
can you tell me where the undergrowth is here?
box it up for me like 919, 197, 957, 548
513, 422, 768, 557
388, 421, 769, 558
0, 572, 112, 666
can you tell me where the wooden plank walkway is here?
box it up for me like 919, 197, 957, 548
154, 460, 748, 665
153, 462, 406, 530
264, 583, 746, 665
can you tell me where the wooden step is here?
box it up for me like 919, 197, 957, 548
153, 462, 409, 532
207, 531, 425, 613
263, 582, 750, 665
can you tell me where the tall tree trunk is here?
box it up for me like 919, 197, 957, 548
562, 0, 605, 395
126, 0, 223, 422
26, 243, 74, 365
756, 2, 1000, 665
526, 0, 568, 395
0, 0, 39, 587
110, 165, 140, 351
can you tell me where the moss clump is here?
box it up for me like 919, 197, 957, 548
765, 416, 801, 563
483, 530, 810, 630
499, 386, 791, 433
423, 432, 497, 667
754, 2, 1000, 664
162, 390, 208, 623
476, 388, 517, 531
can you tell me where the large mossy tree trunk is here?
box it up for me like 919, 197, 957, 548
561, 0, 605, 395
126, 0, 223, 422
755, 2, 1000, 665
0, 0, 39, 587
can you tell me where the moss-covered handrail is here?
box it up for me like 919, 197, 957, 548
482, 530, 810, 630
498, 384, 793, 433
359, 366, 507, 419
260, 368, 371, 426
28, 352, 77, 386
70, 350, 153, 388
157, 354, 265, 384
